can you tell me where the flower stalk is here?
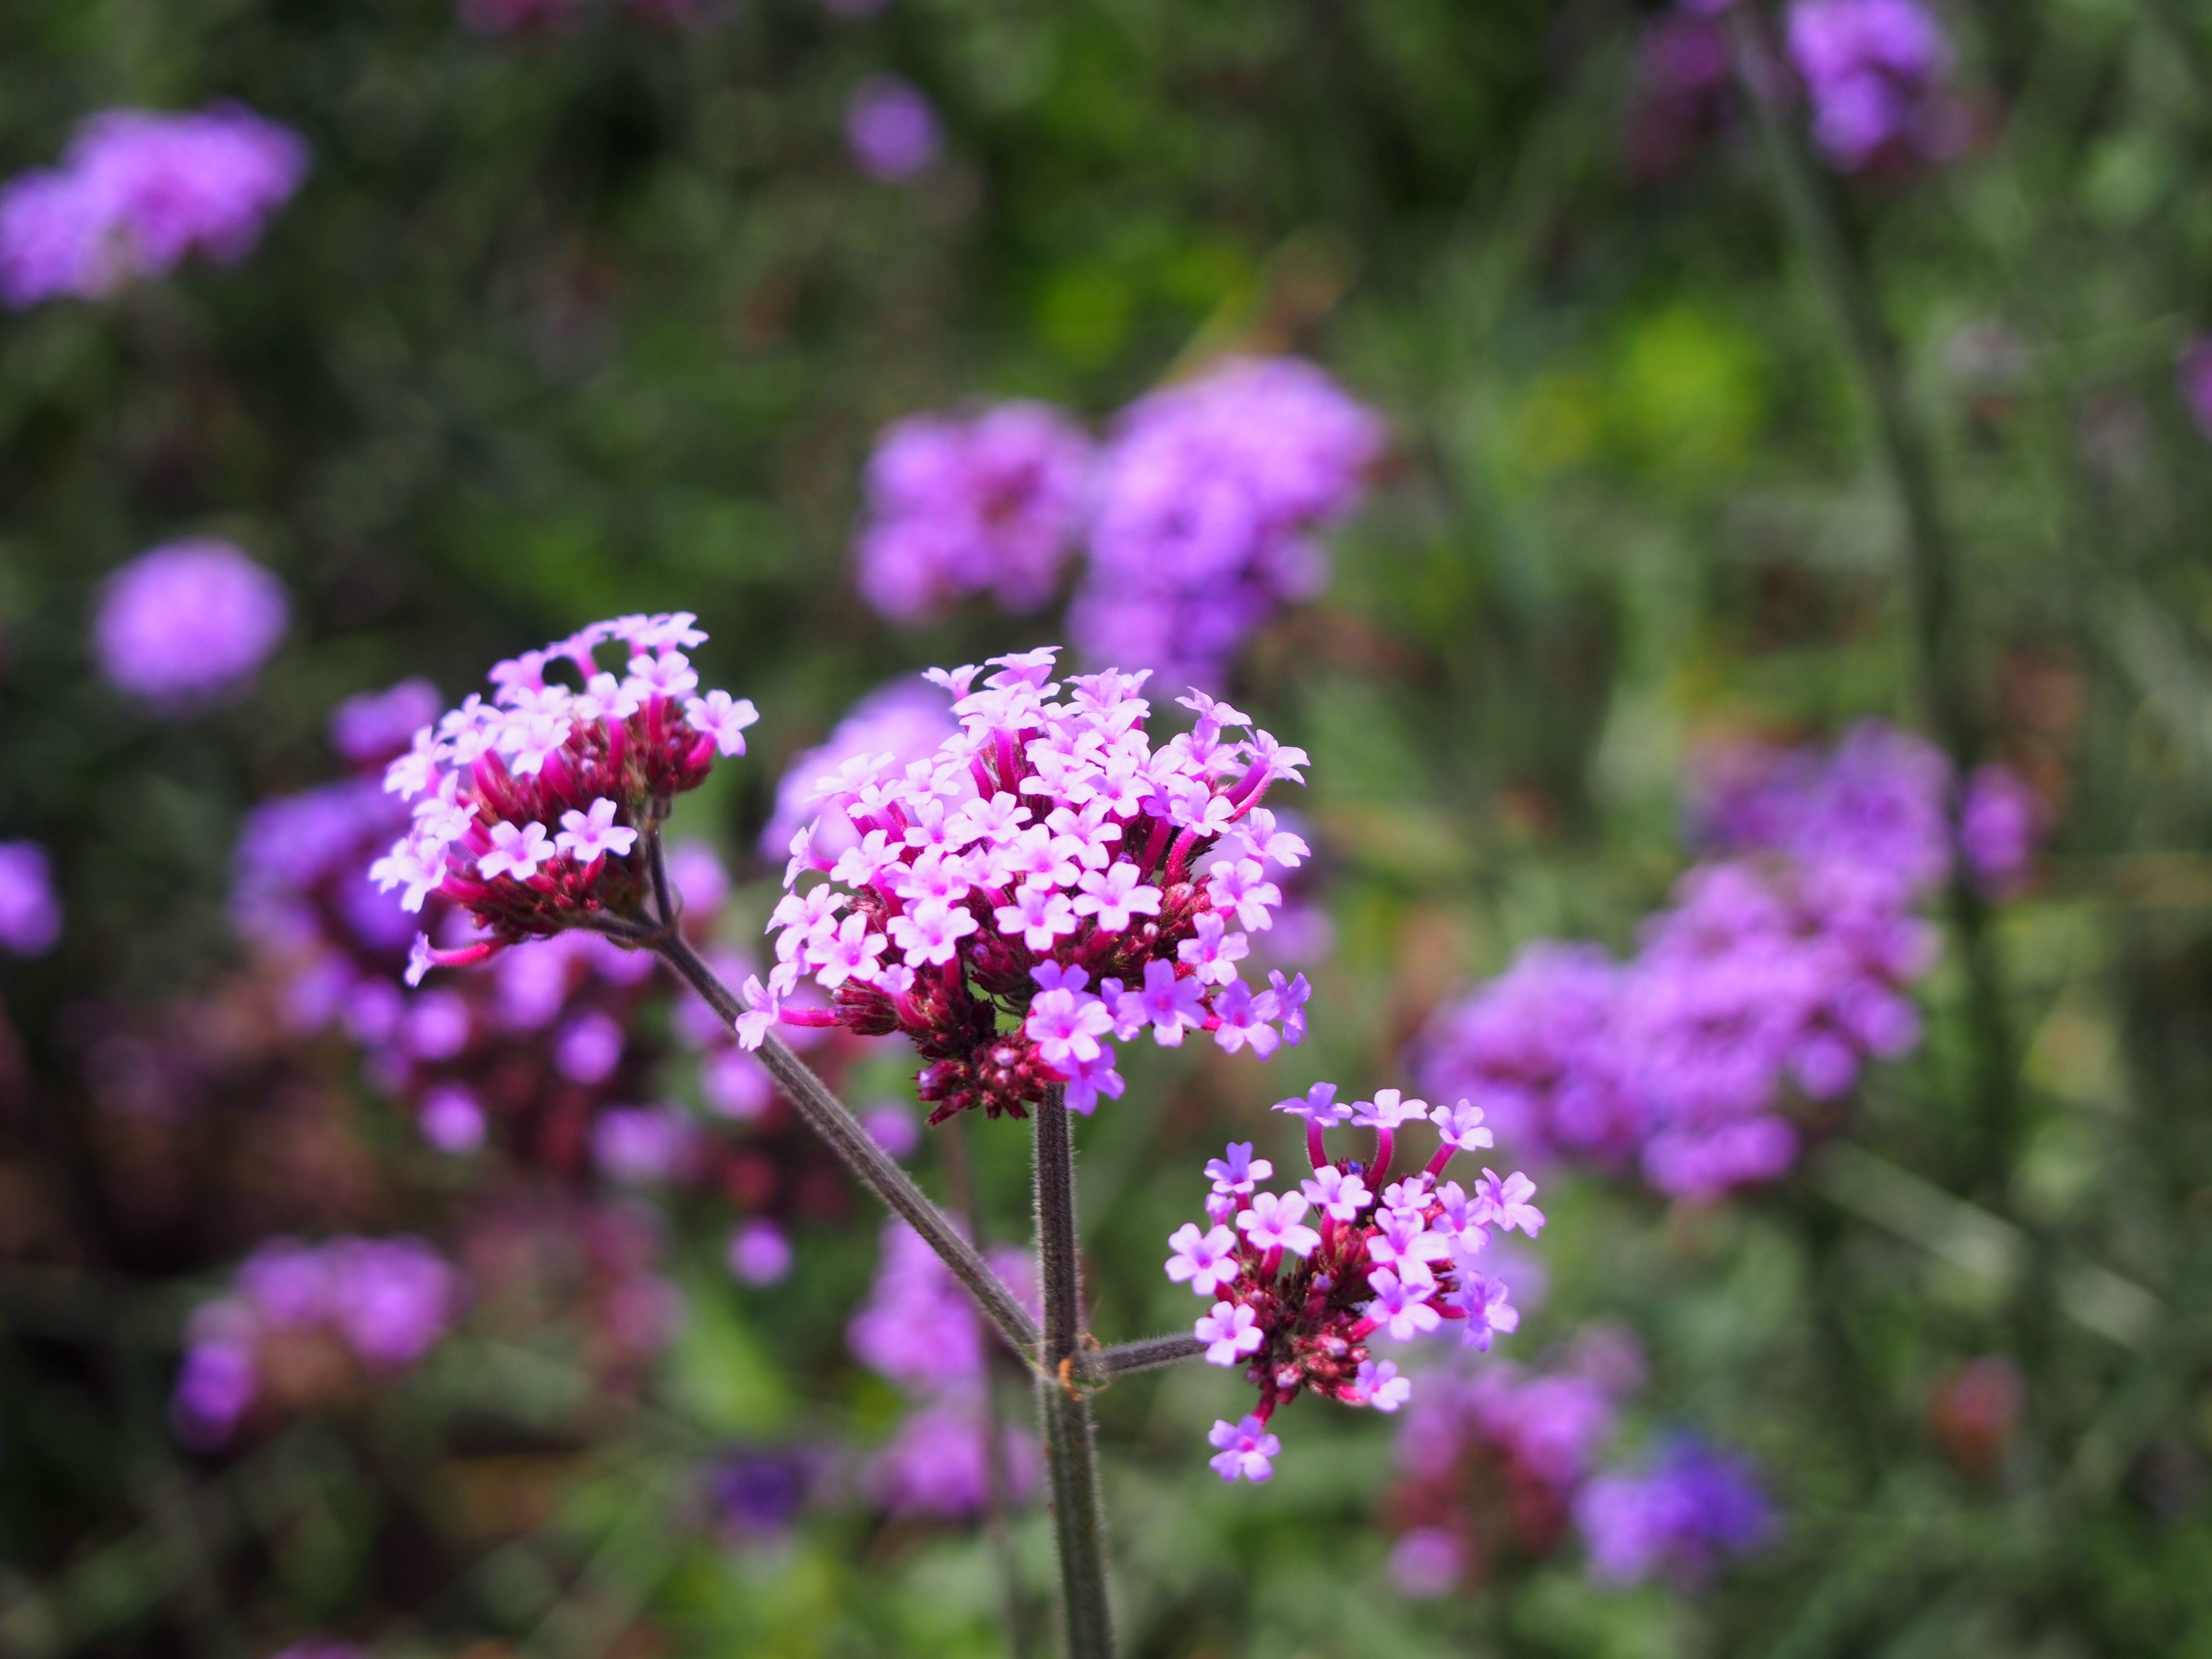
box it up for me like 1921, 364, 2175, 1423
1725, 9, 2019, 1196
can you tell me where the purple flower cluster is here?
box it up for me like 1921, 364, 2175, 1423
1623, 12, 1734, 181
1417, 724, 2043, 1199
1785, 0, 1965, 173
0, 105, 306, 308
173, 1236, 463, 1448
853, 358, 1384, 691
853, 404, 1092, 622
0, 842, 61, 956
847, 1219, 1040, 1516
373, 613, 756, 979
94, 540, 289, 712
845, 76, 943, 182
1575, 1435, 1773, 1588
759, 649, 1312, 1121
1073, 358, 1387, 691
1166, 1087, 1543, 1482
1386, 1332, 1643, 1595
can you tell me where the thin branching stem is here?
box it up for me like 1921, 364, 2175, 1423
1728, 12, 2020, 1200
637, 841, 1044, 1370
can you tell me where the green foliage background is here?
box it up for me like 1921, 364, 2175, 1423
6, 0, 2212, 1655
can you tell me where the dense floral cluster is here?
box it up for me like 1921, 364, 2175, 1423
0, 842, 60, 956
846, 1219, 1040, 1516
1784, 0, 1964, 172
757, 649, 1312, 1120
373, 613, 756, 979
1383, 1330, 1644, 1595
1575, 1436, 1773, 1587
1414, 723, 2043, 1198
1166, 1085, 1542, 1481
853, 403, 1092, 620
172, 1235, 463, 1448
94, 540, 289, 711
852, 358, 1385, 689
0, 105, 306, 307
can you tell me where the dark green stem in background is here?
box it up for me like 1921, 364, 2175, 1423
1728, 12, 2020, 1201
1032, 1085, 1116, 1659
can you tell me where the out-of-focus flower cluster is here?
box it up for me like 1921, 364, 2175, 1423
1576, 1435, 1774, 1588
0, 842, 60, 956
0, 105, 306, 308
1383, 1329, 1644, 1594
851, 358, 1385, 691
1167, 1085, 1544, 1481
846, 1219, 1040, 1517
94, 540, 290, 713
761, 648, 1312, 1122
1415, 724, 2044, 1199
373, 613, 756, 978
1784, 0, 1965, 173
173, 1235, 463, 1447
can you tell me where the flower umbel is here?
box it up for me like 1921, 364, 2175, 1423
373, 614, 755, 979
1167, 1093, 1543, 1479
762, 647, 1311, 1122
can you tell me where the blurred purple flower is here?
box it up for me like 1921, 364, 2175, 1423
853, 401, 1093, 622
1623, 12, 1734, 180
1785, 0, 1965, 172
590, 1104, 699, 1185
329, 679, 441, 769
845, 76, 942, 182
2176, 336, 2212, 441
1575, 1434, 1772, 1589
457, 0, 583, 33
418, 1083, 488, 1154
1388, 1527, 1467, 1599
95, 539, 289, 711
865, 1403, 1039, 1517
0, 842, 61, 955
0, 105, 306, 307
707, 1447, 818, 1541
1072, 356, 1385, 690
727, 1218, 794, 1285
759, 679, 958, 862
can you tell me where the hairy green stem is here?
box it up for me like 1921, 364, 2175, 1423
1032, 1085, 1116, 1658
1728, 12, 2019, 1198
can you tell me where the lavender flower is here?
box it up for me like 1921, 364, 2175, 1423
0, 105, 307, 307
1575, 1435, 1772, 1588
1785, 0, 1965, 173
0, 842, 61, 955
727, 1218, 794, 1285
94, 540, 289, 711
853, 401, 1093, 622
845, 76, 942, 182
1071, 357, 1386, 690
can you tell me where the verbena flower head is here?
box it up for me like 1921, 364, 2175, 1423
1784, 0, 1964, 173
94, 540, 289, 710
172, 1236, 463, 1448
0, 105, 306, 307
1167, 1086, 1543, 1480
1575, 1434, 1772, 1588
372, 614, 755, 980
854, 402, 1093, 622
0, 842, 61, 956
761, 648, 1312, 1121
1071, 357, 1386, 690
846, 75, 942, 182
